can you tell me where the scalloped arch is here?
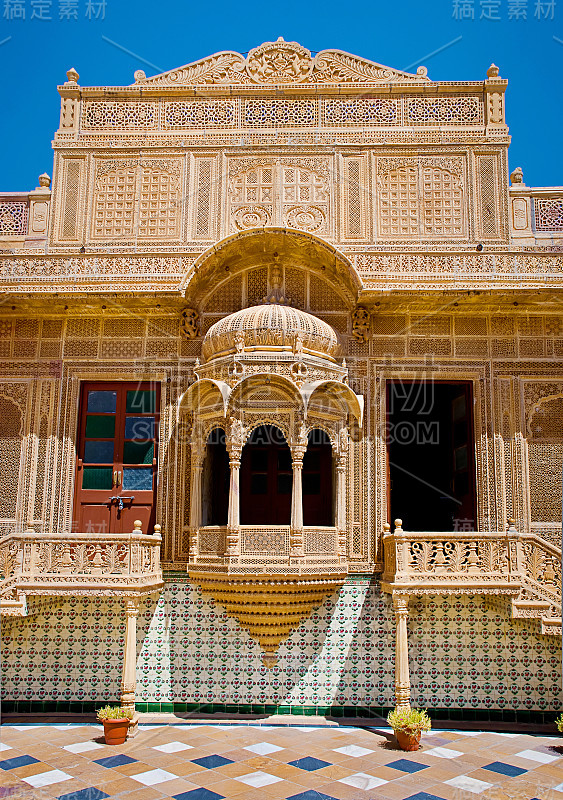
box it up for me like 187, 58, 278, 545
182, 227, 362, 309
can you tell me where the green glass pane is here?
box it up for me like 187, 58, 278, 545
123, 441, 154, 465
82, 467, 113, 490
85, 415, 116, 438
126, 390, 156, 413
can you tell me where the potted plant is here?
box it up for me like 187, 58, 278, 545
97, 705, 134, 745
387, 707, 431, 751
556, 713, 563, 735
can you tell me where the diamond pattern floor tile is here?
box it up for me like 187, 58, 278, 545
0, 722, 558, 800
23, 768, 73, 787
444, 775, 493, 794
288, 756, 333, 771
338, 771, 389, 789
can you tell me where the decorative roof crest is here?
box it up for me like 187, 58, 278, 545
133, 37, 429, 87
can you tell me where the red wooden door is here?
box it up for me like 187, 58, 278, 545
74, 382, 160, 535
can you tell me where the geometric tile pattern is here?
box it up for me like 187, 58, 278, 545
0, 722, 562, 800
1, 580, 562, 712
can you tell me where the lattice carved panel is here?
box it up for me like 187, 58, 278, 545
92, 159, 182, 241
528, 396, 563, 524
164, 100, 237, 128
376, 157, 466, 240
228, 158, 331, 235
82, 101, 157, 129
406, 96, 483, 125
534, 198, 563, 232
0, 202, 28, 236
0, 390, 26, 519
243, 98, 318, 127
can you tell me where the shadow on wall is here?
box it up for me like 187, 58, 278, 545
0, 596, 127, 707
135, 578, 396, 712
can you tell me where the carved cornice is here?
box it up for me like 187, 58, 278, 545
135, 39, 429, 88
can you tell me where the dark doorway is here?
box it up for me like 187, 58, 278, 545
387, 380, 476, 531
240, 425, 292, 525
303, 429, 334, 526
202, 428, 229, 526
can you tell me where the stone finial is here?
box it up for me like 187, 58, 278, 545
66, 67, 79, 84
133, 519, 143, 532
486, 63, 500, 78
507, 517, 517, 532
38, 172, 51, 189
510, 167, 524, 185
153, 523, 162, 537
383, 522, 391, 534
416, 65, 428, 78
134, 69, 146, 84
394, 518, 403, 532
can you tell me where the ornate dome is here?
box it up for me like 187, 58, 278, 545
202, 304, 340, 362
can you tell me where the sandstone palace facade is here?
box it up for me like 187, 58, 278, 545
0, 39, 561, 721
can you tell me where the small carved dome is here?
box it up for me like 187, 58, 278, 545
202, 303, 340, 362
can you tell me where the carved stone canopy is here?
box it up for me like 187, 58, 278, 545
134, 37, 430, 87
202, 304, 341, 362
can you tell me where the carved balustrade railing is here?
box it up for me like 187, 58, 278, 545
517, 532, 561, 611
381, 523, 562, 620
191, 524, 345, 576
381, 527, 517, 595
0, 531, 163, 606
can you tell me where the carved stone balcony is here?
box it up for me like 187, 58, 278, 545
189, 525, 347, 663
0, 530, 163, 616
381, 521, 561, 636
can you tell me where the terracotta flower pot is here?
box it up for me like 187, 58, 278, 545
102, 718, 130, 745
395, 729, 421, 751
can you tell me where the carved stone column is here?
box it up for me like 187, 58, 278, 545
226, 417, 245, 558
336, 428, 349, 559
392, 593, 411, 711
189, 462, 203, 559
335, 454, 347, 558
226, 451, 241, 556
290, 446, 306, 557
120, 596, 140, 737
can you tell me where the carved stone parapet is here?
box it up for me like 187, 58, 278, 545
0, 532, 163, 612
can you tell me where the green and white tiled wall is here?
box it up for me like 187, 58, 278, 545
1, 577, 561, 722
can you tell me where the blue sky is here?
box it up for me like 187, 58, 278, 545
0, 0, 561, 190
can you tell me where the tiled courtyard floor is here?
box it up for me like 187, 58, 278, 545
0, 719, 562, 800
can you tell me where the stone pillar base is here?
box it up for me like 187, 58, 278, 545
126, 711, 140, 739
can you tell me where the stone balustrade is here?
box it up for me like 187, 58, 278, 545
381, 519, 561, 607
190, 524, 344, 577
0, 530, 163, 613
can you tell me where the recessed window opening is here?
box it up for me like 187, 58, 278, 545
201, 427, 229, 526
303, 429, 334, 526
387, 380, 476, 532
240, 424, 292, 525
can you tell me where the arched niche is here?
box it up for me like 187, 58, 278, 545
182, 227, 362, 312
